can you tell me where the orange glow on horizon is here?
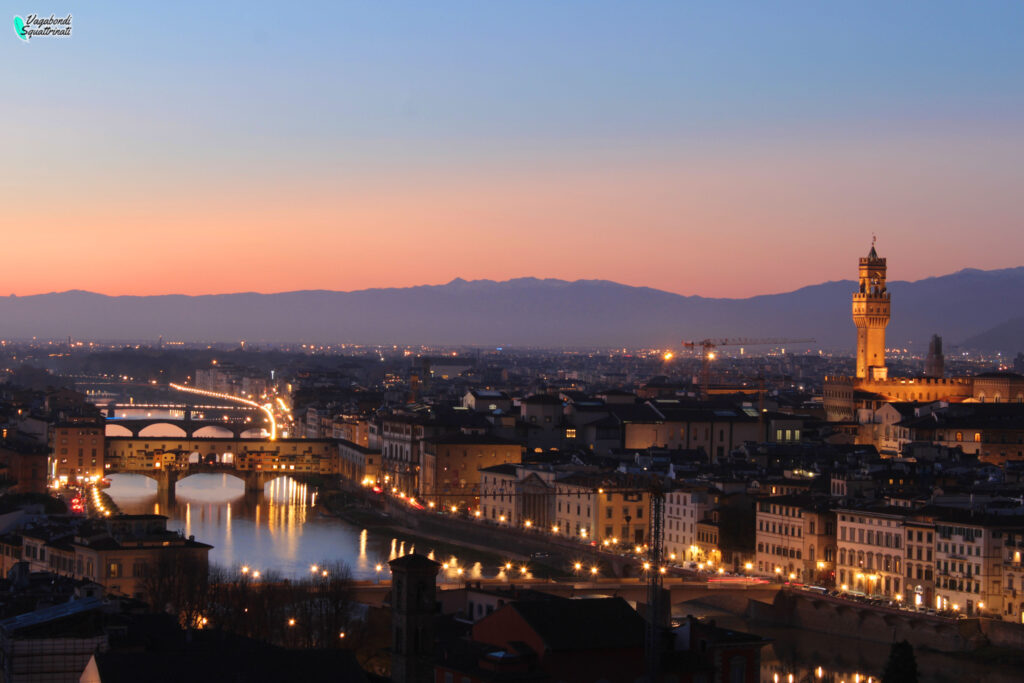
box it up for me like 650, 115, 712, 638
5, 135, 1021, 299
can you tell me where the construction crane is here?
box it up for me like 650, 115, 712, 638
410, 480, 667, 680
680, 337, 816, 397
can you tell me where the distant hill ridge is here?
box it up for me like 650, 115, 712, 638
2, 267, 1023, 350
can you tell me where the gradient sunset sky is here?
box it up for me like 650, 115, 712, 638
5, 2, 1023, 298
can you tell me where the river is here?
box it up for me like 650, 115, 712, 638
106, 473, 509, 582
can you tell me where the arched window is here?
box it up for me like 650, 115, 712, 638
955, 432, 963, 442
975, 432, 982, 443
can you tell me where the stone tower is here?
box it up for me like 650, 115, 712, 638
924, 334, 944, 378
389, 553, 440, 683
852, 239, 891, 380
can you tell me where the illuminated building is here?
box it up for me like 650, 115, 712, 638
852, 240, 891, 380
754, 495, 835, 583
834, 507, 906, 598
49, 418, 105, 486
419, 434, 523, 507
824, 243, 974, 422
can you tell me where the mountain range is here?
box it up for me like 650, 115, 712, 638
2, 268, 1023, 351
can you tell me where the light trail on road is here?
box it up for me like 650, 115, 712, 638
169, 382, 277, 439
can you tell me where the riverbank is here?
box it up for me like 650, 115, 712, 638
317, 488, 570, 577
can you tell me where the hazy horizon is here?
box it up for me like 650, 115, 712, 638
6, 262, 1021, 300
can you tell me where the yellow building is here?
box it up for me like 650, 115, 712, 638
418, 434, 523, 508
550, 473, 653, 547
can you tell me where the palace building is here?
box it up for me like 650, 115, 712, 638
824, 242, 1020, 423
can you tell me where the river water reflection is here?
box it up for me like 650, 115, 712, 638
106, 473, 505, 581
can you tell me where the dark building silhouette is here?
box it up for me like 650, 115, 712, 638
389, 553, 440, 683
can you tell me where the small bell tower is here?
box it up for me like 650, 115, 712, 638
389, 553, 440, 683
852, 237, 891, 380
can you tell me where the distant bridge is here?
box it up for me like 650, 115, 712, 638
105, 418, 266, 438
104, 436, 339, 501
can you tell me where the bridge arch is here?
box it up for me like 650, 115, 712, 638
138, 423, 188, 438
105, 423, 133, 437
107, 472, 161, 490
192, 425, 235, 438
177, 470, 248, 490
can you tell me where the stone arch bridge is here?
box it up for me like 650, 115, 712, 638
104, 436, 340, 502
105, 418, 265, 438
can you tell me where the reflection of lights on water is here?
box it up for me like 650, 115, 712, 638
108, 474, 502, 581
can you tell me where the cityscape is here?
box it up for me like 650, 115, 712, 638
4, 3, 1024, 683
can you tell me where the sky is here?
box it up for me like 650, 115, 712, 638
3, 1, 1023, 298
